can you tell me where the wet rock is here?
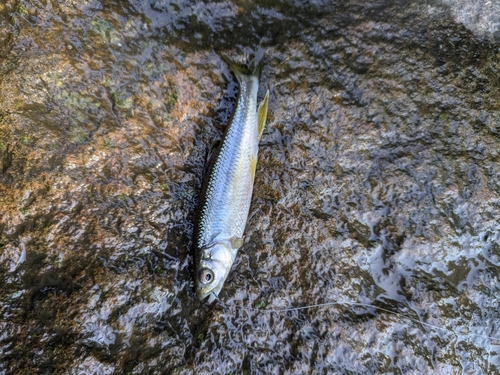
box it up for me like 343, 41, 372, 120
18, 190, 35, 209
1, 0, 500, 374
441, 0, 500, 41
0, 2, 15, 60
0, 144, 12, 175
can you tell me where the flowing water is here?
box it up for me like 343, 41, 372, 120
1, 0, 500, 374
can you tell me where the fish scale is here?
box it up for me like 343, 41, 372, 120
199, 77, 258, 247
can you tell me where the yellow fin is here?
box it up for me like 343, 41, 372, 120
229, 235, 245, 249
250, 155, 257, 181
257, 90, 269, 140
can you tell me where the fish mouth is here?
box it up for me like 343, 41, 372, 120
198, 291, 218, 304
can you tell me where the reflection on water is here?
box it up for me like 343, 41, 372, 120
1, 0, 500, 373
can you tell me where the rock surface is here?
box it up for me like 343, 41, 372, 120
1, 0, 500, 374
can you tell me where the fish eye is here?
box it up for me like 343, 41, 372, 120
198, 268, 215, 285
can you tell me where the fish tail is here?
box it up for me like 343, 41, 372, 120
220, 48, 265, 80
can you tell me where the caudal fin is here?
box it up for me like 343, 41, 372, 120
220, 48, 265, 80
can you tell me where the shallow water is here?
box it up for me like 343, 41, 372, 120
1, 0, 500, 374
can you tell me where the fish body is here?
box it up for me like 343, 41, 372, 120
194, 53, 269, 303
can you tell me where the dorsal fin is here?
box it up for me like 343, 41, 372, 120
257, 90, 269, 140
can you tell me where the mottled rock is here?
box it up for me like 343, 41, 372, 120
1, 0, 500, 374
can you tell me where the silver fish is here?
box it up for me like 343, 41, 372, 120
193, 52, 269, 303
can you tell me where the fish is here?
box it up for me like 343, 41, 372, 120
193, 51, 269, 304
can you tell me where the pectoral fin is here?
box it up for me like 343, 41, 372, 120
229, 235, 245, 250
257, 90, 269, 140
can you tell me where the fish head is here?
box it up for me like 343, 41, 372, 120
195, 242, 235, 304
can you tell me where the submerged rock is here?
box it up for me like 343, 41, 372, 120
1, 0, 500, 374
